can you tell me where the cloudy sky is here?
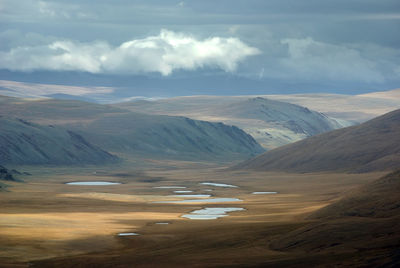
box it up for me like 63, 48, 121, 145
0, 0, 399, 97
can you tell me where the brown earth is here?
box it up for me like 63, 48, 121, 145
0, 160, 393, 267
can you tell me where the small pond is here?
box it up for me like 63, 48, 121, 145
117, 232, 139, 236
252, 192, 278, 194
170, 194, 211, 198
153, 186, 187, 189
200, 182, 238, 188
182, 207, 245, 220
154, 198, 242, 204
66, 181, 121, 186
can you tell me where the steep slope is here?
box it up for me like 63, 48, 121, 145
213, 97, 341, 135
0, 95, 264, 160
117, 96, 345, 149
0, 117, 118, 165
236, 109, 400, 173
270, 171, 400, 267
310, 170, 400, 219
65, 113, 264, 160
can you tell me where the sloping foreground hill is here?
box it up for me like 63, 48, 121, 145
0, 117, 118, 165
117, 96, 345, 149
270, 170, 400, 267
235, 109, 400, 173
0, 95, 264, 160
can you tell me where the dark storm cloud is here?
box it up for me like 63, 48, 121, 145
0, 0, 399, 91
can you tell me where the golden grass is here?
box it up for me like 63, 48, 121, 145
0, 163, 384, 265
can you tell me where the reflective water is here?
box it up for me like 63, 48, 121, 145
66, 181, 121, 186
200, 182, 238, 188
153, 186, 187, 189
252, 191, 278, 194
170, 194, 211, 198
118, 232, 139, 236
182, 207, 245, 220
174, 190, 193, 193
155, 198, 242, 203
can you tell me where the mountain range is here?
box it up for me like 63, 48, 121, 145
117, 96, 345, 149
0, 95, 264, 163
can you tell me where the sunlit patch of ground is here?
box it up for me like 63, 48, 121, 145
0, 163, 384, 265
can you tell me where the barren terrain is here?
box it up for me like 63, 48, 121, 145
0, 160, 384, 267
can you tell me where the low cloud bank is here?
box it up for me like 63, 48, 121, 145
0, 30, 260, 75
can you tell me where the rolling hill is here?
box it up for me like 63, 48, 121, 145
65, 113, 264, 160
270, 170, 400, 267
0, 95, 264, 161
235, 109, 400, 173
265, 88, 400, 123
0, 117, 119, 165
117, 96, 345, 149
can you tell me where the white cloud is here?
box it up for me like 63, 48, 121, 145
280, 37, 386, 83
0, 30, 260, 76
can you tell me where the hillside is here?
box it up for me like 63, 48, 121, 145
64, 113, 264, 160
310, 169, 400, 219
0, 95, 264, 160
265, 89, 400, 123
0, 117, 118, 165
117, 96, 345, 149
235, 109, 400, 173
270, 171, 400, 267
1, 80, 399, 124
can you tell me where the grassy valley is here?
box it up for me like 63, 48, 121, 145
0, 91, 399, 267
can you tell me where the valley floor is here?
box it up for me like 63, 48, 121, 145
0, 160, 388, 267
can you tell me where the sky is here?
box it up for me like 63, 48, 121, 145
0, 0, 399, 98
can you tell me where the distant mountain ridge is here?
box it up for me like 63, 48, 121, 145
235, 109, 400, 173
0, 95, 264, 161
0, 117, 119, 165
65, 112, 264, 160
117, 96, 345, 149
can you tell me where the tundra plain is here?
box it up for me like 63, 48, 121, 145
0, 160, 385, 267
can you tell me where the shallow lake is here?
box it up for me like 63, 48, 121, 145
252, 192, 278, 194
200, 182, 238, 188
174, 190, 193, 193
66, 181, 121, 186
182, 207, 245, 220
117, 232, 139, 236
170, 194, 211, 198
153, 186, 187, 189
154, 198, 242, 204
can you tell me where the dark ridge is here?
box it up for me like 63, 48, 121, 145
0, 117, 119, 165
